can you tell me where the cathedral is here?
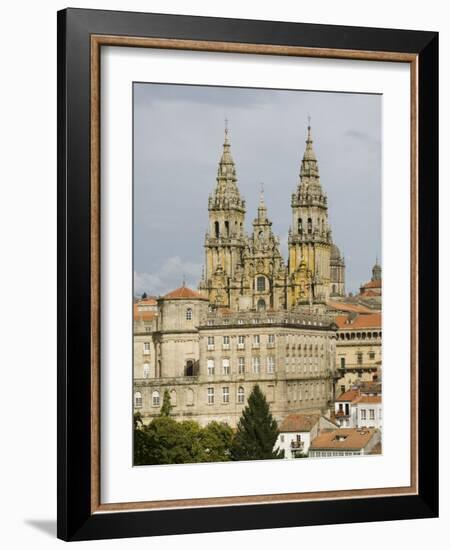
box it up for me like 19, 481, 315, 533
198, 122, 346, 310
133, 123, 349, 428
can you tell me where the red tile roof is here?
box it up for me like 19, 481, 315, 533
335, 312, 382, 330
138, 297, 157, 306
133, 305, 157, 322
310, 428, 379, 450
336, 389, 360, 402
163, 286, 209, 301
279, 414, 320, 433
354, 395, 382, 404
361, 290, 380, 297
362, 279, 382, 289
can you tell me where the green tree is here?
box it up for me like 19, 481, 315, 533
230, 384, 284, 461
198, 421, 233, 462
134, 412, 155, 466
160, 389, 173, 417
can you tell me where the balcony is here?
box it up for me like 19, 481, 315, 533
207, 344, 215, 351
267, 342, 275, 349
290, 440, 304, 450
237, 343, 245, 350
252, 343, 260, 349
222, 344, 230, 350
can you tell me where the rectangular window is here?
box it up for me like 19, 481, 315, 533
143, 342, 151, 355
237, 335, 245, 349
369, 409, 375, 420
369, 351, 375, 360
357, 352, 363, 365
143, 364, 150, 378
207, 359, 215, 376
237, 387, 245, 403
361, 408, 367, 420
207, 336, 215, 350
257, 277, 265, 292
268, 334, 275, 344
222, 387, 229, 403
267, 356, 275, 374
252, 356, 260, 374
340, 357, 345, 369
207, 387, 214, 404
252, 334, 260, 348
222, 358, 230, 375
238, 357, 245, 374
223, 335, 230, 349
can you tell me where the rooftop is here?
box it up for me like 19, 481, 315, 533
335, 312, 382, 330
353, 395, 382, 405
310, 428, 378, 450
279, 414, 321, 433
336, 389, 361, 402
163, 286, 209, 301
361, 279, 382, 289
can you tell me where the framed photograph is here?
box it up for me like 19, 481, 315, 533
57, 8, 438, 541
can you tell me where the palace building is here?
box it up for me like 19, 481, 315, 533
134, 124, 354, 427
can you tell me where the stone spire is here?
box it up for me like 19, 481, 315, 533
299, 120, 320, 185
210, 121, 244, 209
257, 182, 268, 223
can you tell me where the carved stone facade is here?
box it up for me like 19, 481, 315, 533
199, 123, 345, 309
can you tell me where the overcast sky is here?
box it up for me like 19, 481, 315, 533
133, 83, 381, 297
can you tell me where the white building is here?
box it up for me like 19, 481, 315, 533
275, 414, 337, 458
334, 389, 382, 431
353, 396, 382, 431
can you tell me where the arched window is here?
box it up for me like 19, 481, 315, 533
257, 298, 266, 311
186, 307, 193, 321
185, 360, 195, 377
134, 391, 142, 408
237, 386, 245, 404
214, 221, 219, 238
256, 276, 266, 292
307, 218, 312, 233
152, 390, 160, 407
298, 218, 303, 233
225, 221, 229, 237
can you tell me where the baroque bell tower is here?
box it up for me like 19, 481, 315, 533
239, 187, 287, 311
199, 123, 247, 308
288, 122, 332, 306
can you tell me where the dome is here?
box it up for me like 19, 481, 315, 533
330, 243, 341, 261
